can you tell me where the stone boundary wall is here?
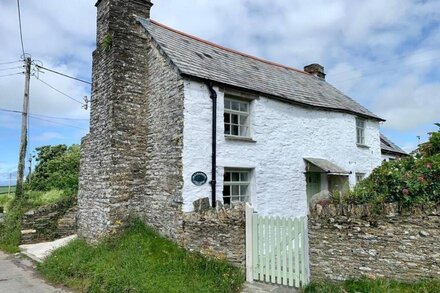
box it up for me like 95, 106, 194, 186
309, 202, 440, 281
179, 200, 246, 267
22, 197, 77, 244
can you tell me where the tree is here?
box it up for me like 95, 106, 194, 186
28, 144, 80, 193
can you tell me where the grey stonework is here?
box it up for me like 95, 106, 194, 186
21, 198, 77, 244
309, 203, 440, 281
78, 0, 246, 267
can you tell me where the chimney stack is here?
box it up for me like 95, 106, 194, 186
304, 63, 326, 80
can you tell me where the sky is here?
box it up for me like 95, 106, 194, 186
0, 0, 439, 185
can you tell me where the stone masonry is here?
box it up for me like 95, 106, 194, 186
78, 0, 246, 267
309, 203, 440, 281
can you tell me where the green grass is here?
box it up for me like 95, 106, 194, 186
38, 220, 245, 293
0, 189, 74, 253
304, 278, 440, 293
0, 186, 15, 195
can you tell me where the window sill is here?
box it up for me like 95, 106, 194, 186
356, 143, 370, 149
225, 135, 256, 143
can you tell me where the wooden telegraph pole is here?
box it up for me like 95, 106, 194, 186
15, 57, 31, 198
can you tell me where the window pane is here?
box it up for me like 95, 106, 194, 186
239, 114, 248, 125
231, 101, 239, 111
240, 185, 248, 195
223, 185, 230, 196
231, 172, 240, 182
224, 196, 231, 205
225, 99, 231, 109
224, 113, 230, 123
224, 124, 230, 135
224, 172, 231, 182
240, 102, 248, 112
231, 114, 239, 124
232, 125, 239, 135
240, 172, 248, 181
240, 126, 248, 137
231, 185, 239, 196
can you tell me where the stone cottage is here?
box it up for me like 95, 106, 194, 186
79, 0, 386, 265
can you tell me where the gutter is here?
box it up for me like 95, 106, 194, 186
206, 81, 217, 208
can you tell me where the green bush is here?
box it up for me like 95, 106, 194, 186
349, 125, 440, 207
28, 144, 80, 194
0, 199, 24, 253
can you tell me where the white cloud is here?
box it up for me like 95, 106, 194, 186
0, 0, 438, 152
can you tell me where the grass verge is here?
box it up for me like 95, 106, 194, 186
0, 189, 75, 253
38, 220, 245, 293
304, 278, 440, 293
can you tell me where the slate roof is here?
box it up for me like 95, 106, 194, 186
138, 18, 383, 121
380, 133, 407, 155
304, 158, 350, 175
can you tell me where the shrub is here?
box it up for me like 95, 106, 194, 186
348, 125, 440, 207
28, 144, 80, 194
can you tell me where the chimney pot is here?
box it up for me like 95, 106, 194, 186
304, 63, 326, 80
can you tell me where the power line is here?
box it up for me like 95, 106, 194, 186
0, 60, 22, 66
0, 107, 89, 121
0, 66, 23, 72
33, 76, 86, 106
29, 116, 88, 130
35, 65, 92, 85
16, 0, 26, 57
0, 72, 23, 78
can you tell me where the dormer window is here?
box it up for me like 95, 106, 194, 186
356, 118, 365, 145
224, 96, 250, 138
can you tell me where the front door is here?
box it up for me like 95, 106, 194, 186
306, 173, 321, 202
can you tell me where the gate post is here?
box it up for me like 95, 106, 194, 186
245, 203, 254, 282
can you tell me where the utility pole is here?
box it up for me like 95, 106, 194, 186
8, 173, 11, 196
15, 57, 31, 198
27, 154, 32, 187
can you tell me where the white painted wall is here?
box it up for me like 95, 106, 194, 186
381, 153, 398, 161
181, 79, 382, 217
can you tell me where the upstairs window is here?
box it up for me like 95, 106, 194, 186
356, 118, 365, 145
224, 97, 250, 137
223, 169, 250, 204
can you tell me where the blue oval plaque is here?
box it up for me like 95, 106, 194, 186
191, 171, 207, 186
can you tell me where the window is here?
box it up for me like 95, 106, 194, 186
223, 169, 250, 204
356, 118, 365, 145
355, 172, 365, 183
224, 97, 250, 137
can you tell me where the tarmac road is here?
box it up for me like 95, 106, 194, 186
0, 251, 69, 293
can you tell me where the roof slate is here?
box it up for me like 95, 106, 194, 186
138, 18, 383, 121
380, 133, 407, 155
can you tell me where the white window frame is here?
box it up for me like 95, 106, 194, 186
355, 172, 365, 183
224, 96, 250, 138
223, 169, 251, 204
356, 118, 365, 145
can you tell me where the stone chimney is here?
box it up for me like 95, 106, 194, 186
304, 63, 326, 79
78, 0, 154, 242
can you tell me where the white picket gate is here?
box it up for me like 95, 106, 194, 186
245, 204, 310, 288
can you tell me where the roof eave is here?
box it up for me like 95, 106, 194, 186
181, 73, 385, 122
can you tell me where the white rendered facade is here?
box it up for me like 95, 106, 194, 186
181, 79, 382, 218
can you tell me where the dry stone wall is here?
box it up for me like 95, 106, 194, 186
21, 197, 77, 244
309, 203, 440, 281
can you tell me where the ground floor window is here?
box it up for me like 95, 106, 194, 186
355, 172, 365, 183
223, 169, 250, 204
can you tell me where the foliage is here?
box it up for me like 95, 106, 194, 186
0, 186, 15, 195
347, 125, 440, 207
25, 189, 70, 209
304, 278, 440, 293
0, 199, 23, 253
28, 145, 80, 194
39, 220, 245, 293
